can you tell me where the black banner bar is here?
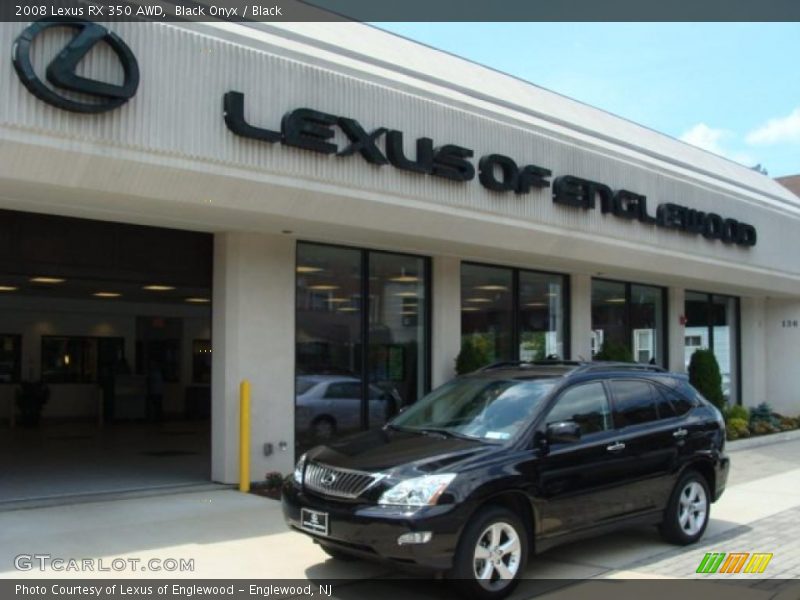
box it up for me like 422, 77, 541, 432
2, 0, 800, 22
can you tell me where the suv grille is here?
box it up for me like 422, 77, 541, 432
304, 462, 376, 499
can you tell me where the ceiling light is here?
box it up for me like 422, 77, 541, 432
0, 286, 18, 292
525, 302, 547, 307
308, 284, 340, 291
400, 311, 417, 316
296, 266, 323, 274
461, 307, 480, 312
544, 292, 559, 297
337, 307, 358, 312
143, 285, 175, 291
394, 292, 418, 298
325, 297, 349, 304
185, 297, 211, 303
475, 285, 508, 292
388, 267, 419, 284
30, 277, 65, 284
93, 292, 121, 298
465, 297, 492, 303
606, 298, 627, 304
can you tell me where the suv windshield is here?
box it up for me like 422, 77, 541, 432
390, 377, 554, 442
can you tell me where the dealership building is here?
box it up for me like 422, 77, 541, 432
1, 18, 799, 499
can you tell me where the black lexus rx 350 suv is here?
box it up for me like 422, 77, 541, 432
283, 361, 729, 599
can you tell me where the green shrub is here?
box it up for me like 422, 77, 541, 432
751, 420, 779, 436
455, 338, 491, 375
264, 471, 284, 490
594, 341, 633, 362
749, 402, 782, 429
726, 417, 750, 441
725, 404, 749, 423
688, 349, 725, 411
779, 416, 798, 431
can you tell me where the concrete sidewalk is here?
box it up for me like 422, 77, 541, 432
1, 437, 798, 589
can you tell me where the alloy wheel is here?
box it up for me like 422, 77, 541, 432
472, 521, 522, 591
678, 480, 708, 536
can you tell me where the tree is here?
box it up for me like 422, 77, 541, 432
455, 338, 491, 375
594, 341, 633, 362
688, 348, 725, 410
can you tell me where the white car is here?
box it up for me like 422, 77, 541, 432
295, 375, 401, 441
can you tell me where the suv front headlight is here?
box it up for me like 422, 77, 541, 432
293, 453, 307, 484
378, 473, 456, 506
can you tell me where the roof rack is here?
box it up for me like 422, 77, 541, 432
479, 359, 583, 372
477, 360, 668, 374
577, 362, 667, 373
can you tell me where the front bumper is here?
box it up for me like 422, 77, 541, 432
281, 481, 466, 571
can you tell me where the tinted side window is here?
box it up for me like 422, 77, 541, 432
611, 380, 658, 427
656, 385, 694, 417
654, 385, 678, 419
325, 382, 361, 399
545, 382, 612, 435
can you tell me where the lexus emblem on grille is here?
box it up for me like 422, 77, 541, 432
320, 473, 337, 486
12, 18, 140, 114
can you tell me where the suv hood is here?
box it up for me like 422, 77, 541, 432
306, 427, 498, 475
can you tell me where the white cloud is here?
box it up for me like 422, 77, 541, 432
745, 107, 800, 145
679, 123, 754, 165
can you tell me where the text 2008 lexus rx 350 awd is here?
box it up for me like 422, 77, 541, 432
283, 361, 729, 599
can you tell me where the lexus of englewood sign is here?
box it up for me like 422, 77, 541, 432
10, 19, 757, 247
224, 92, 757, 247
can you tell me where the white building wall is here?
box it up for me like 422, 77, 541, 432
765, 299, 800, 416
431, 255, 461, 387
212, 232, 295, 484
569, 274, 592, 361
668, 287, 686, 372
741, 296, 767, 409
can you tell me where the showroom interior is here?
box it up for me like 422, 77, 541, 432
0, 210, 212, 504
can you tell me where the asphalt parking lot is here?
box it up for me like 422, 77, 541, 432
2, 434, 799, 599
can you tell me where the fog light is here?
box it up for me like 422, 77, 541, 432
397, 531, 432, 545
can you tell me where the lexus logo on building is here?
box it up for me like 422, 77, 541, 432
12, 18, 139, 114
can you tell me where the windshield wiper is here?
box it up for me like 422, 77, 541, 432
411, 427, 482, 442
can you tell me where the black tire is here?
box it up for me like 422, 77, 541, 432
319, 543, 358, 562
659, 469, 711, 545
448, 506, 529, 600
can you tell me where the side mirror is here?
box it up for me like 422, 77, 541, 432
546, 421, 581, 444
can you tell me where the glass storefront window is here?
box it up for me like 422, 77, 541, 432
591, 279, 666, 365
368, 253, 428, 430
519, 271, 565, 361
295, 243, 429, 455
684, 291, 739, 404
591, 280, 627, 357
460, 263, 568, 368
712, 295, 739, 404
631, 284, 664, 365
461, 264, 513, 363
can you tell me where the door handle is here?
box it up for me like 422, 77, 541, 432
606, 441, 626, 452
673, 428, 688, 438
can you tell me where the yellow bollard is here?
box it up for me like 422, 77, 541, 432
239, 380, 251, 492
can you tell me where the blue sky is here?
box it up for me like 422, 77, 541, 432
374, 23, 800, 178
